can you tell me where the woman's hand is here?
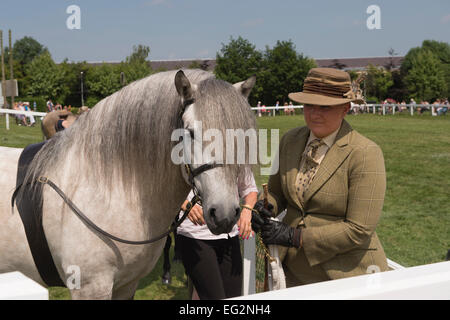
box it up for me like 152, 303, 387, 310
237, 208, 254, 240
187, 204, 205, 226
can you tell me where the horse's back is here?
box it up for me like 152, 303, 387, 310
0, 146, 22, 193
0, 146, 23, 228
0, 146, 43, 284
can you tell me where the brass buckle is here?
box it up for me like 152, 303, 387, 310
37, 176, 48, 184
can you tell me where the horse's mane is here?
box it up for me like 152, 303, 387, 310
23, 69, 256, 202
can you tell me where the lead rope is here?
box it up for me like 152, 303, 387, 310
240, 204, 276, 263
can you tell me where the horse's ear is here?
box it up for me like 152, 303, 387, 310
175, 70, 194, 102
233, 76, 256, 99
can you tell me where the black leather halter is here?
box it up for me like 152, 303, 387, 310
183, 162, 223, 199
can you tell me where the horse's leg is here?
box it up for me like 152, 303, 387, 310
111, 281, 140, 300
69, 276, 114, 300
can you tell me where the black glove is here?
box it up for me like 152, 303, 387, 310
251, 200, 273, 233
260, 219, 301, 248
252, 200, 301, 248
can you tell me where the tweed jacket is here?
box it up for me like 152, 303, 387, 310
266, 120, 388, 280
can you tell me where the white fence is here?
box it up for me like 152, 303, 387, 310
251, 104, 449, 116
357, 103, 448, 116
242, 236, 405, 296
251, 105, 303, 117
236, 260, 450, 300
0, 272, 48, 300
0, 108, 47, 130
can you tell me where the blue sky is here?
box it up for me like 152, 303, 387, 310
0, 0, 449, 62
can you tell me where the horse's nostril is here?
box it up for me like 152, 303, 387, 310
209, 208, 216, 219
235, 208, 240, 217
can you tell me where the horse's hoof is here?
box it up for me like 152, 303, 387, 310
162, 271, 171, 285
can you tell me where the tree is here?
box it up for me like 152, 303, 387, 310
126, 44, 150, 64
121, 44, 152, 84
421, 40, 450, 98
386, 47, 398, 71
214, 36, 263, 105
401, 40, 450, 98
404, 50, 447, 102
85, 63, 122, 105
26, 51, 66, 102
259, 40, 316, 105
58, 59, 90, 107
12, 36, 47, 70
1, 36, 47, 98
364, 64, 394, 101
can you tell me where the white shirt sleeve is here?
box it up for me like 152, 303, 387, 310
237, 166, 258, 199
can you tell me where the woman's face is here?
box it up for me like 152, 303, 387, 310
303, 103, 350, 138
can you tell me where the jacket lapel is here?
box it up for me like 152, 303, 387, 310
285, 128, 309, 211
303, 120, 353, 205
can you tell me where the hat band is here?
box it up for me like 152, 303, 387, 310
302, 78, 352, 98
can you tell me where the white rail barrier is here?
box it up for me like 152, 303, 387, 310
251, 105, 303, 117
250, 104, 448, 116
236, 260, 450, 300
0, 272, 48, 300
0, 108, 47, 130
353, 103, 448, 116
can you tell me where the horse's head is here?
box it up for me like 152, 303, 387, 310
174, 70, 256, 235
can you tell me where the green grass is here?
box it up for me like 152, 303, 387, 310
0, 115, 43, 147
1, 112, 449, 299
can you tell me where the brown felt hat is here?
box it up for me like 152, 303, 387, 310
288, 68, 365, 106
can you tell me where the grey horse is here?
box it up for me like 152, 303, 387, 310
0, 69, 256, 299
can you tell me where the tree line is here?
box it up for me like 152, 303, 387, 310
1, 36, 448, 111
215, 37, 449, 106
1, 38, 153, 110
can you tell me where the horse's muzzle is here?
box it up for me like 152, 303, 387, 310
205, 206, 241, 235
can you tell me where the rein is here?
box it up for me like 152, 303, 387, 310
12, 176, 200, 245
11, 161, 222, 246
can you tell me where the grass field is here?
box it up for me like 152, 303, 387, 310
1, 112, 449, 299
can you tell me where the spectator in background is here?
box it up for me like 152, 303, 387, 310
433, 99, 441, 116
261, 103, 267, 116
419, 100, 429, 115
400, 101, 407, 112
288, 101, 295, 116
437, 99, 448, 116
13, 102, 28, 126
23, 102, 36, 126
46, 99, 54, 112
256, 101, 262, 118
283, 102, 290, 115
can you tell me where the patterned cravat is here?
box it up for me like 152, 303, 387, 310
296, 138, 325, 202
